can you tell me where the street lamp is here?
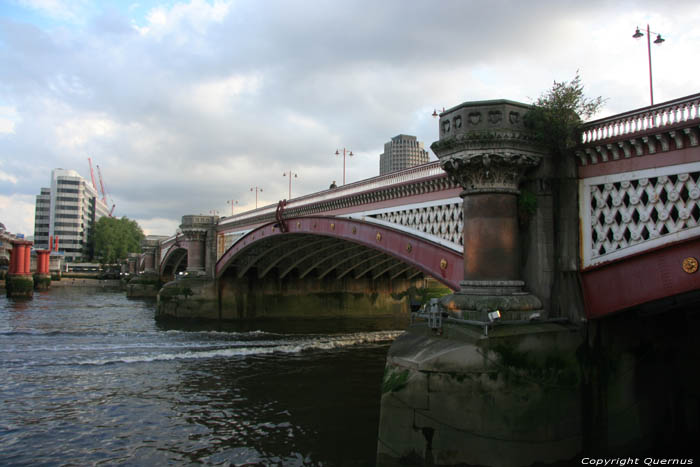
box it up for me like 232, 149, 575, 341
334, 148, 353, 185
282, 171, 298, 200
633, 24, 665, 105
227, 199, 238, 215
431, 107, 445, 118
250, 186, 263, 209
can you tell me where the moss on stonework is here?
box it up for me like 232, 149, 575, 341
6, 275, 34, 297
159, 286, 194, 302
382, 366, 410, 394
490, 341, 579, 388
391, 284, 452, 304
33, 274, 51, 289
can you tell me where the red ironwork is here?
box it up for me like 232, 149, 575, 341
216, 216, 463, 290
275, 199, 288, 233
581, 237, 700, 318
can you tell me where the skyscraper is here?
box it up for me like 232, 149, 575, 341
379, 134, 430, 175
34, 169, 110, 262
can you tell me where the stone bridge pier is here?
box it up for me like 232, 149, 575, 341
156, 215, 220, 319
377, 100, 582, 466
126, 237, 166, 298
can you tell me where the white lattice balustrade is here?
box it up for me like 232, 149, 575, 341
581, 162, 700, 267
368, 200, 464, 248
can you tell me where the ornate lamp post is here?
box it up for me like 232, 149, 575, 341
334, 148, 353, 185
227, 200, 238, 215
282, 171, 298, 199
633, 24, 665, 105
250, 186, 263, 209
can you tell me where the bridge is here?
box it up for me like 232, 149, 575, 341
133, 93, 699, 322
128, 94, 700, 465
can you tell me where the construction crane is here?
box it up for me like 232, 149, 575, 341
96, 164, 116, 217
87, 157, 97, 190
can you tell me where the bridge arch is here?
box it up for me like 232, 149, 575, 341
160, 243, 188, 282
216, 216, 462, 290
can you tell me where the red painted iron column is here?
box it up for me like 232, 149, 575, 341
6, 240, 35, 298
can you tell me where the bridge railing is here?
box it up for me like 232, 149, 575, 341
580, 93, 700, 144
220, 161, 445, 225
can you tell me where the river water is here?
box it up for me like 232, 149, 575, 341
0, 286, 407, 466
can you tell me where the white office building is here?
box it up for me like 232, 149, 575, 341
34, 169, 110, 262
379, 134, 430, 175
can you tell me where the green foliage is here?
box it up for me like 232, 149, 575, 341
382, 367, 410, 394
93, 216, 145, 264
526, 71, 605, 156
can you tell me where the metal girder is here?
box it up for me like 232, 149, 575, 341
318, 248, 372, 279
372, 259, 404, 280
354, 256, 395, 280
278, 239, 342, 279
390, 264, 415, 280
407, 270, 423, 281
237, 236, 311, 278
299, 244, 365, 279
337, 251, 387, 280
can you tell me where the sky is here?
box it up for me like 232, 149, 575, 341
1, 0, 699, 237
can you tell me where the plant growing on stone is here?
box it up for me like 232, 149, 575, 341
526, 71, 605, 157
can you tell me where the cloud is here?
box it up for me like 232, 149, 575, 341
0, 193, 35, 236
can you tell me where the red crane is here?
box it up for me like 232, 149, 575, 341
87, 157, 97, 190
96, 164, 116, 217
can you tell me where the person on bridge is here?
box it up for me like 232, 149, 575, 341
329, 181, 337, 189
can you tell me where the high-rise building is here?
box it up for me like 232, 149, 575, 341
34, 169, 110, 262
379, 134, 430, 175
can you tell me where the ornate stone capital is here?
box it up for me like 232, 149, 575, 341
181, 227, 207, 242
440, 152, 541, 194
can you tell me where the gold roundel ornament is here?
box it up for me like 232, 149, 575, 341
352, 226, 357, 234
330, 223, 335, 231
406, 243, 413, 253
440, 258, 448, 270
682, 257, 698, 274
376, 232, 382, 241
297, 221, 301, 229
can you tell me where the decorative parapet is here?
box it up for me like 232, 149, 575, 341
218, 163, 457, 230
431, 100, 544, 192
580, 161, 700, 268
180, 215, 219, 230
577, 93, 700, 166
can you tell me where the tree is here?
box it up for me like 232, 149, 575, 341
526, 71, 605, 157
92, 216, 145, 264
526, 73, 605, 322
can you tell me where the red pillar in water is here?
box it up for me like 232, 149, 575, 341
14, 243, 26, 275
24, 245, 31, 275
9, 246, 17, 274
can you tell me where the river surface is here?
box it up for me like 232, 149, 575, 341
0, 287, 408, 466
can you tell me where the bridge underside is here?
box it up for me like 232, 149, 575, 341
212, 217, 462, 319
160, 247, 187, 282
217, 217, 462, 290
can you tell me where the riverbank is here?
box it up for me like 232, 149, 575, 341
0, 278, 121, 288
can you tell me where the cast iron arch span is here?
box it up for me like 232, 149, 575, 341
216, 216, 462, 290
160, 244, 188, 282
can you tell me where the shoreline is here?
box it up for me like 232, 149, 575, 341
0, 278, 122, 288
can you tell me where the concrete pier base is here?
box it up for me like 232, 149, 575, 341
377, 322, 582, 467
6, 274, 34, 298
156, 277, 219, 320
33, 273, 51, 290
125, 272, 161, 298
